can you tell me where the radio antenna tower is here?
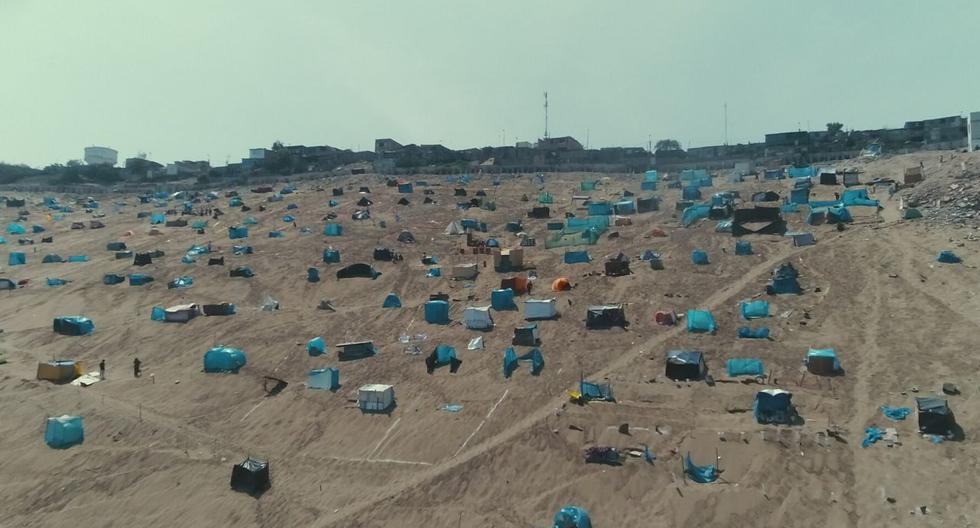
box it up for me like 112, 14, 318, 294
543, 91, 549, 139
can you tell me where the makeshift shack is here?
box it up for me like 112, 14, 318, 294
230, 458, 270, 496
666, 350, 707, 381
358, 384, 394, 412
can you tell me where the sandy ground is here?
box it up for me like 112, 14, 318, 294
2, 152, 980, 527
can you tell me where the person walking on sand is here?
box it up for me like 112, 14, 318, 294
99, 359, 106, 380
133, 358, 142, 378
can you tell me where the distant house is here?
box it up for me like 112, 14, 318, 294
166, 160, 210, 177
536, 136, 584, 151
375, 138, 403, 155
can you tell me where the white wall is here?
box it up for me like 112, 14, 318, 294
969, 112, 980, 152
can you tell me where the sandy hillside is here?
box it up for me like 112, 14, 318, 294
2, 153, 979, 528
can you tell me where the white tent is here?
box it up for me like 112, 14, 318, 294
444, 221, 464, 235
452, 263, 479, 280
463, 306, 494, 330
467, 336, 485, 350
358, 384, 394, 412
164, 303, 199, 322
524, 298, 558, 320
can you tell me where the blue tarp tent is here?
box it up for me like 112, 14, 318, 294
644, 170, 658, 182
691, 249, 709, 265
103, 273, 125, 285
150, 306, 165, 321
427, 344, 460, 373
790, 188, 809, 204
168, 276, 193, 289
805, 208, 826, 225
323, 223, 342, 236
503, 347, 544, 378
328, 199, 339, 207
229, 197, 243, 207
46, 278, 68, 287
426, 267, 442, 278
382, 292, 402, 308
307, 337, 326, 356
150, 213, 166, 224
587, 202, 613, 216
563, 251, 591, 264
553, 506, 592, 528
806, 348, 841, 374
842, 189, 879, 207
764, 169, 785, 180
7, 223, 26, 235
67, 255, 89, 263
738, 327, 771, 339
232, 245, 253, 255
781, 202, 800, 214
684, 454, 718, 483
32, 225, 45, 233
641, 180, 657, 191
424, 300, 449, 324
735, 240, 753, 255
825, 206, 852, 224
203, 346, 247, 373
228, 226, 248, 239
460, 219, 487, 232
282, 215, 295, 223
682, 186, 702, 200
307, 268, 320, 282
308, 368, 340, 390
243, 216, 259, 225
491, 288, 517, 310
53, 316, 94, 336
937, 250, 961, 263
686, 309, 716, 333
323, 248, 341, 263
580, 380, 614, 401
43, 254, 63, 263
398, 182, 413, 193
107, 242, 126, 251
754, 389, 794, 424
128, 274, 154, 286
9, 252, 26, 266
268, 229, 283, 237
788, 166, 815, 178
682, 205, 711, 227
614, 199, 636, 215
727, 358, 764, 376
581, 181, 598, 191
45, 415, 84, 449
740, 300, 769, 319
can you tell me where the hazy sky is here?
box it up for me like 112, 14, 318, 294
1, 1, 976, 167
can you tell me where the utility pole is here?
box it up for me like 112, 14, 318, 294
724, 102, 729, 146
648, 134, 652, 153
543, 91, 549, 139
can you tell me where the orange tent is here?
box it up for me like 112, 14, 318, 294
650, 227, 667, 237
500, 276, 529, 294
551, 277, 571, 291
